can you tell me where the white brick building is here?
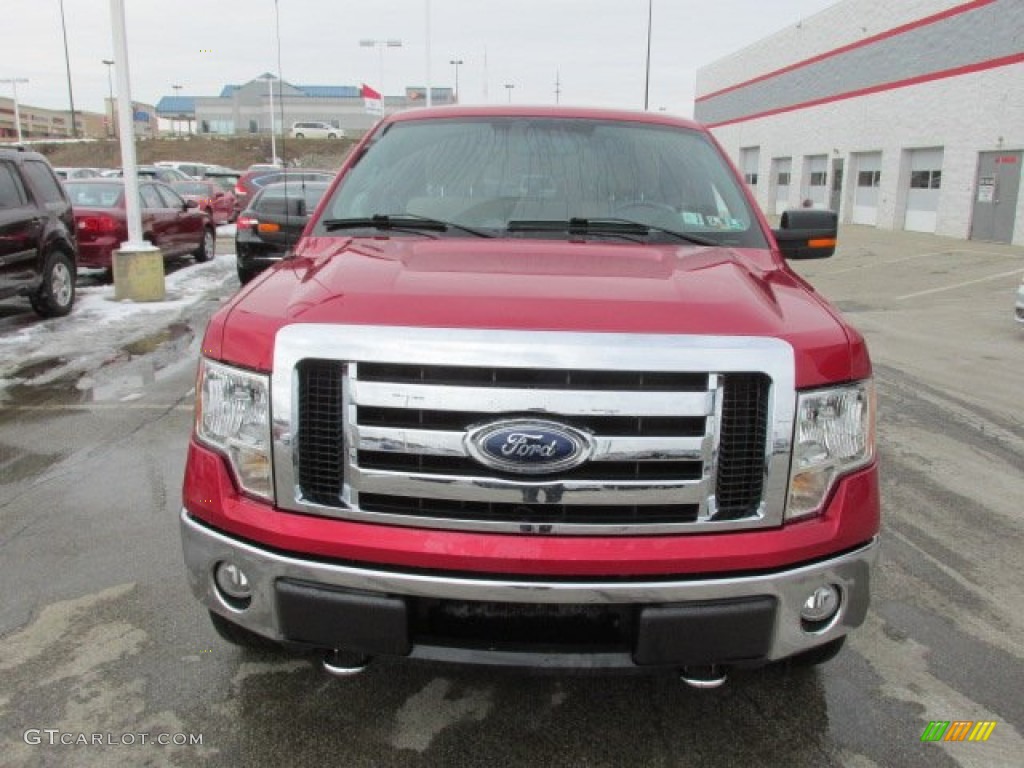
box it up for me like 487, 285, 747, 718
695, 0, 1024, 245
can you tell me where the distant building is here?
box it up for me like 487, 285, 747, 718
155, 76, 455, 139
0, 98, 106, 140
103, 99, 160, 139
695, 0, 1024, 245
0, 96, 157, 141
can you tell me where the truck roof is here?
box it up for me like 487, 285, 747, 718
384, 104, 706, 132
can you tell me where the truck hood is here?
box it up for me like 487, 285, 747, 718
213, 236, 868, 385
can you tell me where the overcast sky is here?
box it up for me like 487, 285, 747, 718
4, 0, 836, 118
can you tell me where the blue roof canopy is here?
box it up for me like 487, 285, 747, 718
155, 96, 196, 116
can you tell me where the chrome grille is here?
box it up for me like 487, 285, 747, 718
272, 326, 795, 535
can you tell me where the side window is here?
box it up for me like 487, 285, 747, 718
139, 185, 164, 209
0, 162, 28, 209
156, 185, 185, 209
22, 160, 66, 205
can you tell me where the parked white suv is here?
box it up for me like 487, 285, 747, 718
289, 122, 343, 139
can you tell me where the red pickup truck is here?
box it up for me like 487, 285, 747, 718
181, 106, 878, 687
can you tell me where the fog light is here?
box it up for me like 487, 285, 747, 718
215, 561, 252, 600
801, 585, 840, 624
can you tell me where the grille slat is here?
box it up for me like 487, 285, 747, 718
294, 361, 772, 529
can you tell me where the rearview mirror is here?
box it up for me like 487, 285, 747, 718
772, 209, 838, 259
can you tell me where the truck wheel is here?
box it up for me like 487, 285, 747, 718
209, 611, 281, 651
194, 227, 215, 263
30, 250, 76, 318
294, 132, 304, 139
787, 636, 846, 667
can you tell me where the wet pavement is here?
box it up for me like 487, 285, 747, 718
0, 226, 1022, 767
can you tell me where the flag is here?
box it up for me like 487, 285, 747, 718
361, 84, 382, 115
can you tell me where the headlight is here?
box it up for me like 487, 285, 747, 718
787, 380, 875, 519
195, 359, 273, 501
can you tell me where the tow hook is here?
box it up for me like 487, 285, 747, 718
680, 665, 727, 689
322, 650, 372, 677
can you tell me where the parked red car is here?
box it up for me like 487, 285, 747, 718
171, 180, 237, 225
64, 179, 215, 270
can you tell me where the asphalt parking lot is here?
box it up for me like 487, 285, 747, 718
0, 224, 1022, 767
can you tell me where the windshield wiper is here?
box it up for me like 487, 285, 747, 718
321, 213, 495, 238
507, 217, 719, 246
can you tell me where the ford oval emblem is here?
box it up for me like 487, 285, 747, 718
465, 419, 594, 475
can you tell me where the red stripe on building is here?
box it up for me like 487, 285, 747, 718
697, 0, 998, 103
705, 52, 1024, 129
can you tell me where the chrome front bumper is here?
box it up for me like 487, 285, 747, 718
182, 509, 878, 667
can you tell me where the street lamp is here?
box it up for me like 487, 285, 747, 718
504, 83, 515, 103
359, 39, 403, 101
644, 0, 653, 110
102, 60, 116, 138
0, 78, 28, 142
259, 74, 279, 166
172, 84, 182, 138
449, 59, 463, 102
59, 0, 78, 137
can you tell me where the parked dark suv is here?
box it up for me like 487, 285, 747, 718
0, 147, 78, 317
235, 180, 330, 284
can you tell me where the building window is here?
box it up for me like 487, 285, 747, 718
201, 119, 234, 135
248, 119, 259, 134
739, 146, 760, 188
857, 170, 881, 187
809, 171, 827, 187
776, 171, 791, 186
910, 170, 941, 189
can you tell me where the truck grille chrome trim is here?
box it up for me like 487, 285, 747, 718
273, 326, 795, 535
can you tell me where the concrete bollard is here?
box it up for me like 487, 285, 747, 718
112, 244, 165, 302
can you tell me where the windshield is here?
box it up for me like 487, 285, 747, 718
314, 117, 767, 247
64, 182, 123, 208
256, 184, 329, 213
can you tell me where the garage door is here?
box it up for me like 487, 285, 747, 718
904, 148, 943, 233
852, 152, 882, 226
772, 158, 792, 215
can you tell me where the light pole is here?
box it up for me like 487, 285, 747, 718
644, 0, 653, 110
172, 84, 182, 137
504, 83, 514, 103
260, 74, 278, 165
359, 39, 403, 102
449, 59, 463, 102
58, 0, 78, 137
0, 78, 28, 142
102, 60, 116, 138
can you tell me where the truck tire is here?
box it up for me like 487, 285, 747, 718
30, 249, 76, 317
209, 611, 281, 651
194, 227, 215, 263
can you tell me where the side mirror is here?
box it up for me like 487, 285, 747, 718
184, 199, 199, 210
772, 209, 838, 259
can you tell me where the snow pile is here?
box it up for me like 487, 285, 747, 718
0, 254, 237, 391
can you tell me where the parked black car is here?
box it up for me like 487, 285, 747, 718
235, 181, 330, 284
232, 168, 333, 214
0, 147, 78, 317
